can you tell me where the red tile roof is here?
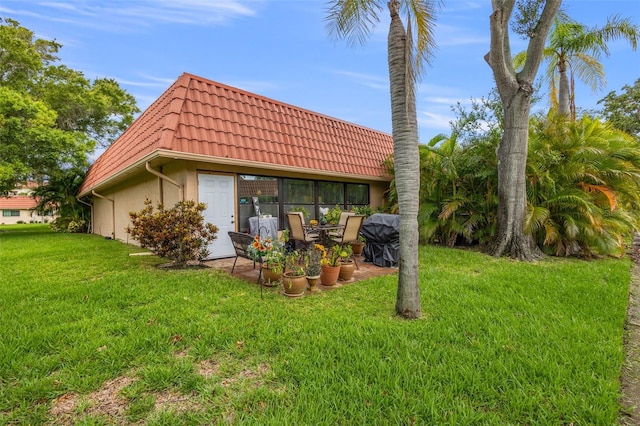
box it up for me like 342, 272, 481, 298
79, 73, 393, 196
0, 196, 38, 210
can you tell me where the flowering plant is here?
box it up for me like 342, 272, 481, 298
247, 234, 285, 271
316, 244, 350, 267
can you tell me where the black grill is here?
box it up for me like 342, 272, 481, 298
361, 214, 400, 267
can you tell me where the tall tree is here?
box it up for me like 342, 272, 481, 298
485, 0, 561, 260
597, 78, 640, 139
0, 86, 92, 194
327, 0, 440, 318
515, 13, 639, 118
0, 18, 138, 193
544, 14, 638, 118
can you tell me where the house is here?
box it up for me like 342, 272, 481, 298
0, 195, 49, 225
78, 73, 394, 258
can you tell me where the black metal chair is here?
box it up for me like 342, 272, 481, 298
228, 231, 262, 283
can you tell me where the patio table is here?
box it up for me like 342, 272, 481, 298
307, 224, 344, 246
249, 216, 278, 239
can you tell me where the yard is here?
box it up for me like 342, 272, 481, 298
0, 224, 631, 424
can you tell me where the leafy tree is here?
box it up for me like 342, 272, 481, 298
597, 78, 640, 139
485, 0, 561, 260
32, 168, 91, 233
327, 0, 440, 319
0, 85, 92, 194
35, 65, 139, 147
127, 199, 219, 268
0, 18, 139, 193
0, 18, 60, 91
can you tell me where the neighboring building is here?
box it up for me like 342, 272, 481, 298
0, 195, 50, 225
78, 73, 394, 258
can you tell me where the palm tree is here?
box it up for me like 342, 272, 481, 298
327, 0, 440, 318
33, 168, 91, 232
526, 112, 640, 256
518, 13, 639, 119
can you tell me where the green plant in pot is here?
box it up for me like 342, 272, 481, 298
351, 234, 366, 256
324, 205, 343, 225
338, 244, 355, 281
318, 244, 342, 286
305, 246, 323, 292
305, 247, 323, 277
248, 233, 285, 285
283, 251, 306, 296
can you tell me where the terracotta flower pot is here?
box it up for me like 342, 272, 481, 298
262, 265, 282, 286
282, 272, 307, 297
320, 264, 340, 286
306, 275, 321, 292
339, 260, 355, 281
351, 241, 365, 256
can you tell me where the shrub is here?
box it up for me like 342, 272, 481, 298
50, 217, 88, 233
126, 198, 219, 268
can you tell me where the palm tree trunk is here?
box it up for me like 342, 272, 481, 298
558, 60, 571, 116
388, 0, 421, 318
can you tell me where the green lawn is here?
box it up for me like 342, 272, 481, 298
0, 224, 631, 425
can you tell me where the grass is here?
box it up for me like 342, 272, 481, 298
0, 224, 631, 424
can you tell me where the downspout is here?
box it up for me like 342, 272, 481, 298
145, 162, 184, 201
91, 190, 115, 239
76, 196, 94, 234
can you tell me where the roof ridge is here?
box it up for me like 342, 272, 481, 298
157, 73, 190, 150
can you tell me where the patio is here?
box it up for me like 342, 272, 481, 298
204, 254, 398, 294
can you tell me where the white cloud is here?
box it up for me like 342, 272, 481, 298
3, 0, 261, 33
329, 69, 388, 91
419, 111, 454, 133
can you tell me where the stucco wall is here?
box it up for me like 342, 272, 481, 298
92, 174, 159, 241
90, 158, 390, 242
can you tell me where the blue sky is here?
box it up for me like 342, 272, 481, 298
2, 0, 639, 143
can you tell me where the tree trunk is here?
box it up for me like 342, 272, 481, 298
557, 58, 571, 116
485, 0, 560, 260
388, 0, 421, 318
489, 91, 542, 260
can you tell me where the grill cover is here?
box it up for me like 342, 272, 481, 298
361, 214, 400, 267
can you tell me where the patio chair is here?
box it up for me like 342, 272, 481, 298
287, 212, 319, 250
330, 215, 365, 269
328, 211, 355, 238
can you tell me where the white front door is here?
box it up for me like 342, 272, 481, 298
199, 174, 236, 259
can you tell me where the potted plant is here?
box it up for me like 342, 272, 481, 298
318, 244, 342, 286
282, 251, 307, 297
305, 246, 323, 292
337, 244, 356, 281
248, 234, 285, 286
351, 234, 366, 256
324, 205, 343, 225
